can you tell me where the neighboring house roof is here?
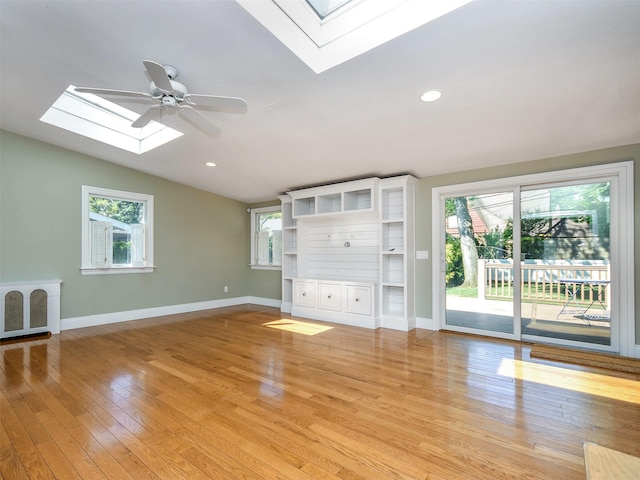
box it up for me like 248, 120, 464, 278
446, 209, 489, 236
89, 211, 131, 232
260, 217, 282, 232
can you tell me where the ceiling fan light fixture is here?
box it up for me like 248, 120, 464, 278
420, 89, 442, 103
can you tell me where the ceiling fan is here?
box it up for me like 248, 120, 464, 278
75, 60, 247, 136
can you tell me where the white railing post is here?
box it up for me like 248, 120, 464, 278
478, 259, 485, 300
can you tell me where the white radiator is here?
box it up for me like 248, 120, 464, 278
1, 281, 61, 339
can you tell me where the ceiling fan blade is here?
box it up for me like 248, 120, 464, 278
178, 105, 220, 136
74, 87, 152, 99
132, 105, 163, 128
184, 94, 248, 114
143, 60, 174, 94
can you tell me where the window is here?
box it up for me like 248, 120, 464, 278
81, 186, 154, 275
250, 206, 282, 269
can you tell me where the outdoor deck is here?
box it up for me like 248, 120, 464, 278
446, 296, 611, 345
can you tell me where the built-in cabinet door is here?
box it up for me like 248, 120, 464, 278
318, 283, 342, 311
293, 281, 316, 308
345, 285, 372, 316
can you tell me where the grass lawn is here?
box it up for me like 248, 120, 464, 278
445, 286, 478, 298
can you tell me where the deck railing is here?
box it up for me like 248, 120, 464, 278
478, 260, 610, 306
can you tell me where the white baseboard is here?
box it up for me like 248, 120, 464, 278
635, 344, 640, 359
416, 316, 438, 330
61, 296, 281, 331
379, 316, 416, 331
248, 296, 282, 308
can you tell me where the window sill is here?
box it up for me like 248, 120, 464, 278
250, 265, 282, 271
80, 266, 156, 276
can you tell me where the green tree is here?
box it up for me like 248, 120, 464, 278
445, 234, 463, 286
89, 196, 143, 224
454, 197, 478, 287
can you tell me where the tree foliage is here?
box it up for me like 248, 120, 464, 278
89, 196, 143, 224
445, 234, 463, 287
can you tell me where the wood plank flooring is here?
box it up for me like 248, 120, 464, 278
2, 305, 639, 479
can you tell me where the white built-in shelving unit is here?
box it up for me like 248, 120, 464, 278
278, 195, 297, 313
378, 176, 417, 330
280, 175, 416, 330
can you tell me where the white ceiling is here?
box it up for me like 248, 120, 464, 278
1, 0, 639, 204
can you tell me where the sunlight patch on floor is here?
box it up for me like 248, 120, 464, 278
497, 358, 640, 404
263, 319, 334, 336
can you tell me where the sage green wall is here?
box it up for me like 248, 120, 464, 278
414, 143, 640, 343
0, 130, 250, 319
248, 268, 282, 300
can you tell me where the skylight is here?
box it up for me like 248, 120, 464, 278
40, 86, 183, 154
305, 0, 355, 19
236, 0, 472, 73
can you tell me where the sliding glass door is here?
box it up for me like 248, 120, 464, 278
435, 162, 633, 354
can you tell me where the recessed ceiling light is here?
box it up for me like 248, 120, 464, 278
205, 162, 217, 167
420, 90, 442, 103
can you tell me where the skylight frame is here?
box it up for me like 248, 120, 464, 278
236, 0, 473, 73
273, 0, 408, 47
40, 86, 183, 154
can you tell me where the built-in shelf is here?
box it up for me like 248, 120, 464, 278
282, 201, 296, 228
288, 178, 378, 219
381, 187, 404, 221
280, 175, 416, 330
294, 197, 316, 217
382, 221, 404, 251
382, 285, 405, 317
344, 189, 372, 211
317, 193, 341, 214
279, 195, 298, 312
378, 176, 417, 330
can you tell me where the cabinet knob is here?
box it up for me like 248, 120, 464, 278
327, 294, 331, 299
302, 292, 306, 296
355, 298, 359, 302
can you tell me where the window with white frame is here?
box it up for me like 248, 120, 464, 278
250, 206, 282, 268
81, 186, 154, 274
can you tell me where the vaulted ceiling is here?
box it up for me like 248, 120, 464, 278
1, 0, 639, 203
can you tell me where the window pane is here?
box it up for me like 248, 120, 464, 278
305, 0, 353, 19
445, 193, 514, 335
256, 211, 282, 265
257, 212, 282, 233
520, 181, 611, 346
89, 196, 145, 265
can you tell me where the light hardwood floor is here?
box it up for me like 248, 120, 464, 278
2, 305, 639, 479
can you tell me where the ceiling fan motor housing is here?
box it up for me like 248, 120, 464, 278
162, 64, 178, 79
150, 79, 187, 100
